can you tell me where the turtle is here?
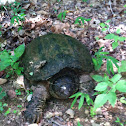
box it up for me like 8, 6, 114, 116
21, 33, 94, 123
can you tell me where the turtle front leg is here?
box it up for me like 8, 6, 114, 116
24, 85, 49, 123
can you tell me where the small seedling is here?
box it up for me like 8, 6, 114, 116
70, 92, 93, 110
77, 121, 83, 126
75, 17, 91, 26
100, 19, 111, 32
82, 0, 88, 2
0, 86, 6, 100
0, 44, 25, 78
4, 108, 11, 116
0, 102, 8, 112
92, 47, 119, 74
10, 2, 26, 27
120, 97, 126, 104
26, 89, 33, 96
57, 10, 69, 21
90, 106, 96, 117
15, 89, 21, 96
104, 30, 126, 49
92, 73, 126, 110
115, 117, 125, 126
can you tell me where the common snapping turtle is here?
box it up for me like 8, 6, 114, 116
21, 33, 94, 123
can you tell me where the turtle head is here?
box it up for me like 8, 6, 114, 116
49, 71, 79, 99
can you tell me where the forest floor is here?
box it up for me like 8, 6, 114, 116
0, 0, 126, 126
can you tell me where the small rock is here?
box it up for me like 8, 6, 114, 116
7, 90, 17, 99
28, 124, 38, 126
13, 75, 25, 89
30, 0, 37, 5
19, 29, 25, 36
44, 112, 55, 119
80, 74, 92, 83
27, 94, 32, 102
65, 109, 74, 118
44, 111, 62, 119
91, 121, 100, 126
85, 109, 89, 114
0, 78, 7, 85
104, 122, 111, 126
95, 108, 102, 115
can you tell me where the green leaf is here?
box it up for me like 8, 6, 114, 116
69, 92, 82, 98
77, 121, 83, 126
99, 52, 109, 55
95, 37, 99, 40
70, 96, 78, 108
94, 94, 108, 110
13, 44, 25, 60
78, 94, 84, 109
120, 97, 126, 104
100, 23, 106, 28
110, 74, 122, 83
95, 82, 108, 91
118, 36, 126, 42
103, 74, 110, 82
105, 34, 115, 39
107, 92, 117, 107
116, 29, 120, 34
123, 4, 126, 7
102, 28, 107, 31
4, 108, 11, 116
0, 90, 6, 100
107, 56, 119, 68
105, 19, 111, 23
116, 80, 126, 92
118, 60, 126, 73
0, 107, 4, 112
112, 41, 119, 49
106, 60, 113, 74
91, 75, 104, 82
13, 110, 17, 114
84, 18, 91, 22
85, 94, 93, 105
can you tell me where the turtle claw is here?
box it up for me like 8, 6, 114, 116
24, 100, 43, 123
24, 85, 48, 123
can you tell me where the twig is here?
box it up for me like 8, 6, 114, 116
108, 0, 115, 15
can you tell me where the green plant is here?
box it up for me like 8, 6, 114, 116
74, 17, 91, 25
77, 121, 83, 126
0, 102, 8, 112
118, 60, 126, 73
69, 92, 93, 110
115, 117, 125, 126
124, 4, 126, 13
57, 10, 68, 21
92, 47, 119, 74
90, 106, 96, 117
105, 31, 126, 49
0, 25, 2, 36
4, 108, 11, 116
0, 44, 25, 78
100, 19, 111, 32
82, 0, 88, 2
120, 97, 126, 104
92, 73, 126, 110
26, 89, 33, 96
8, 2, 26, 31
0, 86, 6, 99
15, 89, 21, 95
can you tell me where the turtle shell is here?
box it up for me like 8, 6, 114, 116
21, 33, 94, 81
